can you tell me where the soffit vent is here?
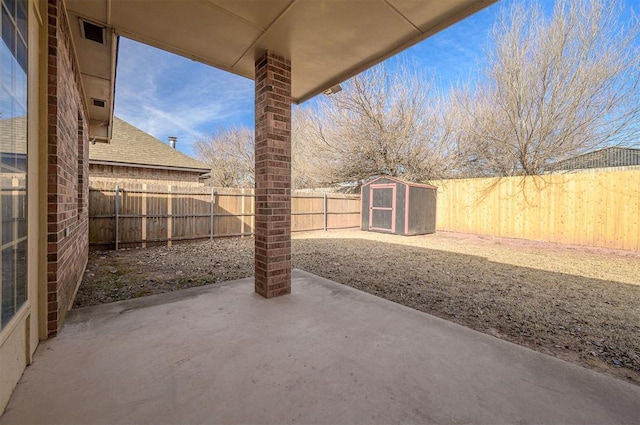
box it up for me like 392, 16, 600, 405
92, 98, 106, 108
80, 19, 105, 44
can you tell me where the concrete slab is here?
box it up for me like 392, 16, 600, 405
2, 269, 640, 424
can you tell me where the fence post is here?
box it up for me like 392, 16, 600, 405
141, 183, 147, 248
241, 188, 246, 236
210, 188, 215, 240
114, 185, 119, 250
323, 192, 328, 231
251, 188, 255, 235
167, 185, 172, 246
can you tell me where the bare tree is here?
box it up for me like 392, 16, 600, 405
460, 0, 640, 176
194, 119, 324, 190
293, 61, 459, 190
194, 126, 254, 187
291, 107, 329, 189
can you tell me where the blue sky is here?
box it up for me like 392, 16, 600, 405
114, 0, 638, 158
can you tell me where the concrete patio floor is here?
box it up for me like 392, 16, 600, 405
3, 270, 639, 424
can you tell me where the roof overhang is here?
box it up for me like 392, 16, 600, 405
65, 0, 497, 140
89, 159, 211, 174
65, 7, 118, 142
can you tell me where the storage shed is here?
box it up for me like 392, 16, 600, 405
361, 176, 437, 235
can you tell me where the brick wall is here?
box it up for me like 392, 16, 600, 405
46, 0, 89, 337
89, 163, 204, 184
254, 51, 292, 298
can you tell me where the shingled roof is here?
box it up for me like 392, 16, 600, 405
554, 147, 640, 171
89, 117, 211, 172
0, 116, 27, 155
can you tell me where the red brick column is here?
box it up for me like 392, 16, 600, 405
46, 0, 89, 337
254, 51, 292, 298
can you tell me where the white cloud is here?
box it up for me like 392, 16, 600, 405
114, 38, 254, 157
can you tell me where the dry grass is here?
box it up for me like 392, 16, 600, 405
75, 230, 640, 384
294, 231, 640, 384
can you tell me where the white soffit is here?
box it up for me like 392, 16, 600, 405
66, 1, 117, 141
65, 0, 496, 135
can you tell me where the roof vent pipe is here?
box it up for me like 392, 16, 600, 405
168, 136, 177, 149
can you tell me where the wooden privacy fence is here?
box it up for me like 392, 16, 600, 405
88, 182, 360, 249
435, 168, 640, 251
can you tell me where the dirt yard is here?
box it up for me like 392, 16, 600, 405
75, 230, 640, 384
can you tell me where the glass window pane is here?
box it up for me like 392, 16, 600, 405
5, 0, 15, 18
1, 245, 16, 327
15, 239, 26, 306
1, 7, 15, 57
16, 0, 27, 41
1, 185, 14, 245
17, 185, 25, 238
16, 38, 26, 72
0, 0, 27, 330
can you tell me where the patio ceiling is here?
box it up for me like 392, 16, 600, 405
64, 0, 497, 141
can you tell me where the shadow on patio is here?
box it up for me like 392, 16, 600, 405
2, 270, 639, 424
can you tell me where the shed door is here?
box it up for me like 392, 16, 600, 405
369, 184, 396, 232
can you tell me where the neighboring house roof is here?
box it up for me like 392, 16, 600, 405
554, 147, 640, 171
89, 117, 211, 172
0, 116, 27, 155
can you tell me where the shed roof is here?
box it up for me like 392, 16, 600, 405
89, 117, 211, 172
363, 175, 437, 189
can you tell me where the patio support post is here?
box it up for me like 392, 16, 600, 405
254, 51, 292, 298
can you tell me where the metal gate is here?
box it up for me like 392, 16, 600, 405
369, 184, 395, 232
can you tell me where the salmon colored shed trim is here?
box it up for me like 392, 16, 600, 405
405, 183, 410, 235
363, 175, 438, 190
369, 183, 396, 233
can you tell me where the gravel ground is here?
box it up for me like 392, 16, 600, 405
75, 230, 640, 384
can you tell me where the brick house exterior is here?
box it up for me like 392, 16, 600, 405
90, 164, 207, 183
0, 0, 89, 410
89, 117, 211, 185
46, 0, 89, 338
